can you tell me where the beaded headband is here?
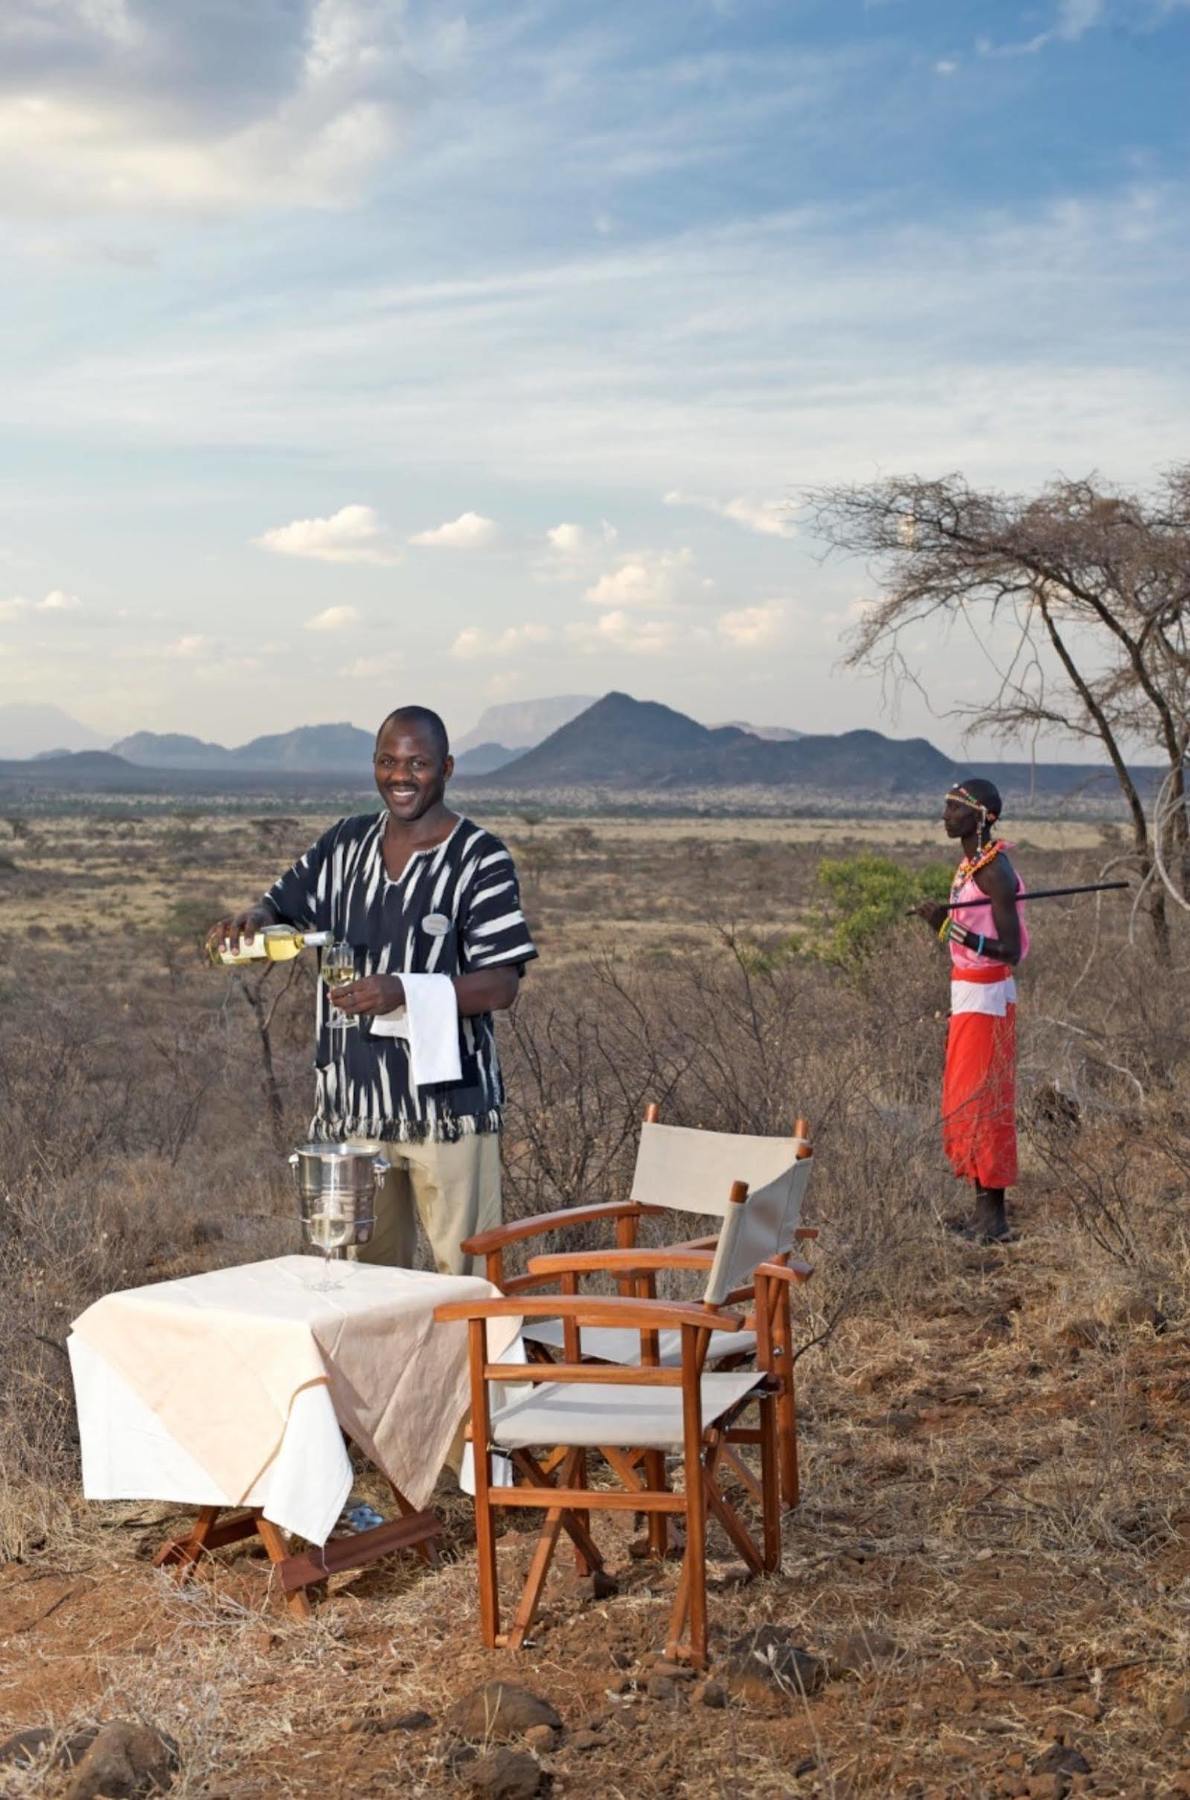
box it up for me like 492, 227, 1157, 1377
946, 784, 998, 820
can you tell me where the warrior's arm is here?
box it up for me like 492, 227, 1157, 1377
965, 857, 1022, 965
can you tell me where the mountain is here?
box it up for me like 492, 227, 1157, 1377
454, 695, 595, 754
113, 731, 233, 769
468, 692, 956, 791
228, 722, 374, 771
0, 703, 107, 759
714, 719, 804, 741
470, 693, 750, 786
453, 742, 519, 776
114, 722, 374, 771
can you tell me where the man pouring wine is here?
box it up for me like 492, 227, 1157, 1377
208, 706, 536, 1276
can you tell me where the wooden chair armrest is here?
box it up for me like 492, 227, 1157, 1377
434, 1294, 744, 1333
460, 1200, 658, 1256
527, 1247, 715, 1277
754, 1259, 814, 1285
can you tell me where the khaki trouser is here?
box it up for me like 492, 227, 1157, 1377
344, 1131, 502, 1277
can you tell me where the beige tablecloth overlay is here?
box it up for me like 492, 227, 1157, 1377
71, 1257, 515, 1512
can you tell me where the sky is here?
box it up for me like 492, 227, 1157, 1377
2, 0, 1189, 755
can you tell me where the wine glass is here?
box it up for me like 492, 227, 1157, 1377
304, 1206, 355, 1292
320, 940, 358, 1039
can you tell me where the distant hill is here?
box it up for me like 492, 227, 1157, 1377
454, 695, 595, 754
113, 731, 233, 769
713, 719, 804, 742
470, 693, 954, 791
453, 742, 519, 776
476, 693, 749, 786
0, 703, 107, 759
228, 722, 373, 770
112, 722, 374, 771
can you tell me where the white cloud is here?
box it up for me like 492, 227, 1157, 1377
978, 0, 1105, 55
410, 511, 500, 549
585, 548, 694, 610
568, 610, 677, 655
168, 634, 211, 659
451, 623, 553, 659
664, 490, 796, 539
338, 648, 403, 679
934, 58, 959, 76
0, 0, 409, 217
0, 588, 83, 619
255, 503, 400, 566
717, 602, 785, 647
546, 520, 618, 558
304, 604, 361, 632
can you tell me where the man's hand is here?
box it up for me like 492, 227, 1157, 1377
910, 899, 949, 932
331, 973, 405, 1016
206, 905, 274, 955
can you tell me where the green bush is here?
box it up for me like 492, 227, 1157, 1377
814, 853, 952, 965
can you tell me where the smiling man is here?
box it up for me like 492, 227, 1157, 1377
211, 706, 536, 1274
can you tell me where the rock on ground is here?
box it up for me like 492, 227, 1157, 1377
722, 1625, 827, 1702
446, 1683, 562, 1743
464, 1746, 544, 1799
64, 1722, 178, 1800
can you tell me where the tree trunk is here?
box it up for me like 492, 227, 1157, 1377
1038, 599, 1169, 954
237, 971, 287, 1155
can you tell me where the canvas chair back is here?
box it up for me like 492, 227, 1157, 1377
629, 1122, 812, 1307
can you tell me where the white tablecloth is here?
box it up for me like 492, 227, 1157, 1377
69, 1256, 515, 1545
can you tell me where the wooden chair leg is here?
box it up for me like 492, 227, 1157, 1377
774, 1287, 800, 1508
506, 1506, 565, 1650
759, 1391, 782, 1573
644, 1450, 670, 1558
572, 1449, 595, 1576
254, 1515, 312, 1620
601, 1446, 645, 1492
665, 1553, 691, 1662
508, 1450, 606, 1573
684, 1439, 709, 1671
719, 1443, 764, 1506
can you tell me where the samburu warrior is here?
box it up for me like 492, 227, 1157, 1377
913, 779, 1029, 1243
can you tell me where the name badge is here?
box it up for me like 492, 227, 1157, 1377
422, 913, 451, 938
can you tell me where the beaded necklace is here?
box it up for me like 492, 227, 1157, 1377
951, 838, 1006, 898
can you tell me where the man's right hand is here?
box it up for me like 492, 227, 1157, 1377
206, 906, 273, 956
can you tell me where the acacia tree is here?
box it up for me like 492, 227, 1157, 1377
808, 469, 1190, 949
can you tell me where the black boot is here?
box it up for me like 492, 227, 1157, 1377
947, 1184, 1013, 1242
973, 1185, 1011, 1242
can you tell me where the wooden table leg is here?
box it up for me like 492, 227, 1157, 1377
255, 1514, 313, 1620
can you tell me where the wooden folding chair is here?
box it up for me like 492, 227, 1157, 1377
488, 1111, 815, 1508
462, 1103, 811, 1299
434, 1285, 781, 1670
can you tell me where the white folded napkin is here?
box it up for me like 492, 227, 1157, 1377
368, 971, 462, 1086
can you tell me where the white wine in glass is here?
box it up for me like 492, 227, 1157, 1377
306, 1208, 355, 1290
321, 941, 358, 1032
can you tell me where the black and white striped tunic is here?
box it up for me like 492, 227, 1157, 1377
263, 813, 537, 1144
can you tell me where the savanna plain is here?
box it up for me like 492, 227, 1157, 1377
1, 800, 1188, 1799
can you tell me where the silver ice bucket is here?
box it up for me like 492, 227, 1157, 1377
288, 1142, 389, 1258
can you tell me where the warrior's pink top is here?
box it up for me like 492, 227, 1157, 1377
949, 860, 1029, 975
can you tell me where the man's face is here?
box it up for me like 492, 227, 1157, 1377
942, 794, 979, 839
373, 720, 453, 822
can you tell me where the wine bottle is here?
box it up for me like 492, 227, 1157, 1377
209, 926, 331, 968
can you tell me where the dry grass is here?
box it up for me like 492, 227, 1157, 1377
1, 804, 1188, 1797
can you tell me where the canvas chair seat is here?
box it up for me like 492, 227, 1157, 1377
521, 1319, 758, 1367
489, 1369, 764, 1452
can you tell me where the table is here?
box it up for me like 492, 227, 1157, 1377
69, 1256, 517, 1615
